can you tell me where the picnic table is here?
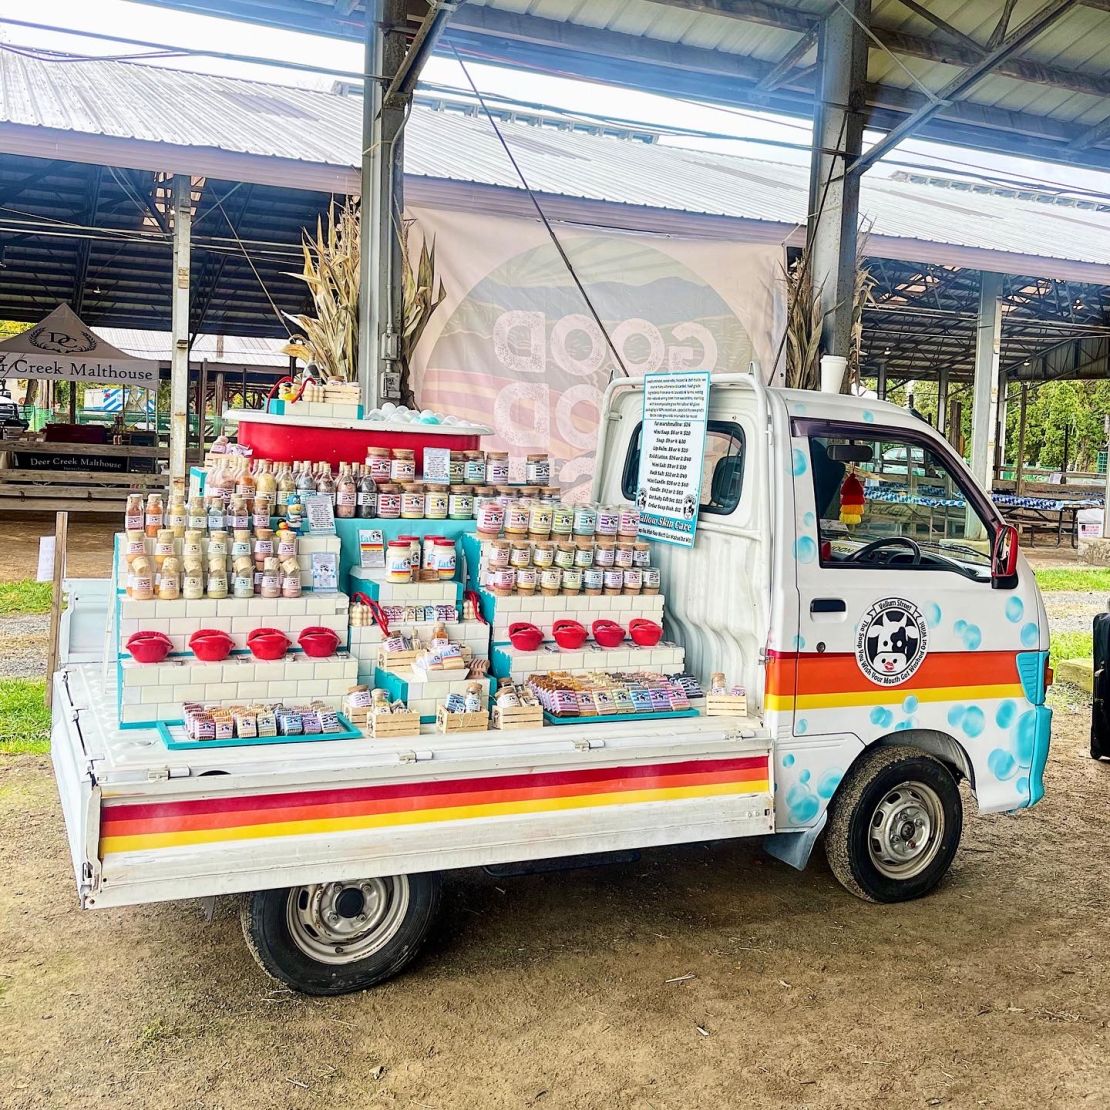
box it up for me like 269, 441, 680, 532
991, 492, 1103, 548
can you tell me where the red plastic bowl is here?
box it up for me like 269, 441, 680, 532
247, 627, 290, 660
591, 619, 626, 649
629, 619, 663, 647
126, 631, 173, 663
188, 629, 235, 662
508, 622, 544, 652
298, 626, 341, 658
552, 619, 588, 650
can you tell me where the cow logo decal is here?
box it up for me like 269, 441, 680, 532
855, 598, 928, 686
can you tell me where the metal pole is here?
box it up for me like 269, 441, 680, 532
357, 3, 383, 407
805, 0, 869, 366
936, 366, 949, 437
876, 359, 887, 400
169, 174, 191, 481
970, 271, 1003, 489
1014, 383, 1028, 494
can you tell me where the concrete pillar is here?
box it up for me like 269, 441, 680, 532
875, 360, 887, 401
805, 0, 869, 370
970, 272, 1003, 490
169, 173, 191, 481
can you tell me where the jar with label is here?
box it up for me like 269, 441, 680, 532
528, 501, 553, 539
622, 567, 642, 595
366, 447, 392, 484
525, 453, 551, 485
158, 556, 182, 600
618, 506, 641, 538
154, 529, 175, 572
561, 567, 582, 594
277, 466, 296, 514
486, 451, 510, 485
596, 505, 619, 536
261, 556, 281, 598
573, 540, 594, 568
386, 540, 412, 583
642, 567, 661, 594
390, 448, 416, 483
572, 504, 597, 537
515, 566, 537, 593
594, 540, 616, 567
487, 538, 511, 568
124, 530, 146, 563
496, 486, 516, 508
540, 566, 562, 596
425, 484, 449, 520
603, 568, 624, 596
377, 484, 401, 519
167, 496, 187, 538
125, 493, 144, 532
401, 483, 426, 519
207, 561, 228, 599
488, 566, 516, 596
464, 451, 486, 485
551, 542, 573, 570
532, 541, 555, 568
206, 499, 226, 532
357, 471, 377, 517
130, 556, 154, 600
207, 531, 229, 562
232, 556, 254, 598
276, 528, 297, 560
144, 493, 164, 538
397, 535, 420, 572
509, 541, 532, 568
231, 529, 252, 560
633, 541, 651, 568
435, 538, 457, 580
476, 499, 505, 538
448, 486, 474, 520
252, 495, 273, 531
615, 542, 635, 569
281, 558, 302, 597
186, 494, 206, 533
419, 536, 441, 582
504, 500, 530, 535
180, 530, 203, 560
225, 495, 247, 532
335, 464, 357, 519
182, 557, 205, 600
583, 567, 604, 596
253, 529, 274, 562
551, 504, 574, 536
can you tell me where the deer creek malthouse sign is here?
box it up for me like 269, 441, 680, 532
0, 324, 158, 384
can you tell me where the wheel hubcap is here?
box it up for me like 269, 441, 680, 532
286, 877, 410, 965
868, 781, 944, 880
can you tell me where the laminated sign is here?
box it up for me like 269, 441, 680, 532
636, 371, 710, 547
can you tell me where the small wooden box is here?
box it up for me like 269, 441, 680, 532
435, 706, 489, 733
369, 710, 421, 738
491, 704, 544, 731
705, 694, 748, 717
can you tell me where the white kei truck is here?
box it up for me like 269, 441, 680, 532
49, 375, 1053, 995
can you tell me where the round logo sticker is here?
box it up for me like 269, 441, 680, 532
855, 598, 928, 686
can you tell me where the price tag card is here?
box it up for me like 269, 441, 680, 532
311, 552, 339, 593
302, 492, 336, 535
422, 446, 451, 484
359, 528, 385, 568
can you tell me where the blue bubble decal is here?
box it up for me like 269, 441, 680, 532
954, 619, 967, 634
816, 770, 843, 799
794, 535, 817, 563
870, 706, 894, 728
793, 401, 807, 415
803, 511, 815, 527
785, 783, 820, 823
995, 700, 1016, 728
1016, 776, 1029, 796
962, 706, 985, 738
782, 753, 796, 767
799, 769, 811, 784
796, 718, 809, 734
1020, 622, 1039, 648
1004, 597, 1024, 623
792, 448, 808, 476
988, 748, 1017, 780
1014, 711, 1036, 763
793, 634, 806, 650
926, 602, 942, 628
961, 624, 982, 651
895, 721, 912, 731
903, 695, 919, 713
947, 705, 966, 727
862, 410, 875, 423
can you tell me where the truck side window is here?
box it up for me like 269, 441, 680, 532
807, 431, 993, 580
622, 421, 745, 515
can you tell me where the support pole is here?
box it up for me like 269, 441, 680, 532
876, 360, 887, 400
970, 271, 1003, 490
1014, 383, 1028, 494
936, 367, 949, 437
805, 0, 869, 374
43, 511, 68, 709
169, 174, 192, 481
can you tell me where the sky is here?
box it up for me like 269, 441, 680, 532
1, 0, 1109, 197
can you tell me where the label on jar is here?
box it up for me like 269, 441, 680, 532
253, 510, 271, 531
378, 492, 401, 518
187, 512, 207, 531
386, 549, 412, 579
232, 538, 251, 559
489, 567, 515, 591
516, 566, 537, 590
125, 510, 143, 531
554, 546, 575, 569
642, 567, 661, 589
619, 507, 641, 535
229, 510, 248, 531
487, 458, 510, 484
532, 545, 554, 568
505, 504, 530, 533
401, 492, 425, 517
435, 546, 457, 574
282, 574, 302, 597
278, 537, 297, 559
623, 568, 642, 590
464, 459, 486, 484
573, 545, 594, 568
615, 545, 635, 569
337, 490, 357, 513
391, 458, 416, 482
583, 568, 604, 591
488, 542, 511, 568
510, 545, 532, 568
357, 488, 375, 509
130, 574, 153, 598
426, 491, 449, 518
168, 510, 186, 531
528, 505, 553, 533
369, 456, 392, 482
261, 572, 280, 596
208, 541, 228, 558
207, 509, 225, 531
561, 568, 582, 591
448, 458, 466, 484
526, 458, 551, 484
183, 574, 204, 598
573, 506, 597, 535
254, 539, 273, 558
551, 507, 573, 536
540, 568, 561, 591
596, 508, 619, 535
233, 573, 254, 598
477, 503, 504, 535
633, 546, 651, 568
448, 492, 474, 519
594, 544, 615, 567
603, 568, 624, 590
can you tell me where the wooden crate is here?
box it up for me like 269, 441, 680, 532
435, 706, 489, 733
378, 644, 472, 672
491, 704, 544, 731
705, 694, 748, 716
369, 710, 422, 738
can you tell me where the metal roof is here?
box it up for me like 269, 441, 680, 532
98, 328, 288, 365
138, 0, 1110, 172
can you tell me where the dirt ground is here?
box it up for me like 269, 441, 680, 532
2, 518, 1108, 1108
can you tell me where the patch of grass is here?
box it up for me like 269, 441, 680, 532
0, 678, 50, 754
0, 580, 52, 615
1050, 630, 1092, 669
1035, 567, 1110, 593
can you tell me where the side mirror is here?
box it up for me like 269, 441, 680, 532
992, 524, 1019, 584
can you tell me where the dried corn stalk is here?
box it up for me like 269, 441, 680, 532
783, 255, 822, 390
287, 198, 361, 381
399, 218, 446, 409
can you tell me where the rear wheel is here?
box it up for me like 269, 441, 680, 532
825, 746, 962, 903
241, 873, 442, 995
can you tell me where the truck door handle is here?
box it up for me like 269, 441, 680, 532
810, 598, 846, 613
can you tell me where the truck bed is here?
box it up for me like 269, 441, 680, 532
53, 663, 774, 909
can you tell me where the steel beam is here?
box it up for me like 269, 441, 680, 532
384, 0, 460, 108
970, 272, 1003, 489
805, 0, 869, 367
169, 173, 192, 481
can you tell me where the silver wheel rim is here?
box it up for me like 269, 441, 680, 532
867, 781, 945, 881
285, 877, 410, 965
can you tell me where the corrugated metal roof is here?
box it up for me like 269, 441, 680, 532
98, 329, 289, 365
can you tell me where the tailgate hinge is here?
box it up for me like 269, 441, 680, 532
147, 765, 192, 781
572, 737, 605, 752
398, 749, 435, 764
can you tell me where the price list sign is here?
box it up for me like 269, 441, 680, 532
636, 371, 710, 548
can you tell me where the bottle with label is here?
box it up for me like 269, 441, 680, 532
154, 529, 176, 573
206, 495, 226, 533
296, 461, 316, 499
276, 464, 296, 513
255, 458, 276, 505
186, 494, 206, 533
316, 463, 336, 501
357, 470, 377, 517
144, 493, 164, 538
281, 557, 302, 597
232, 556, 255, 598
261, 556, 281, 598
130, 557, 155, 601
125, 493, 144, 533
228, 495, 249, 532
235, 461, 256, 511
206, 560, 228, 599
276, 525, 297, 560
158, 555, 182, 600
182, 557, 205, 600
166, 495, 187, 538
336, 463, 357, 518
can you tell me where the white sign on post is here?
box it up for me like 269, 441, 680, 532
635, 371, 711, 548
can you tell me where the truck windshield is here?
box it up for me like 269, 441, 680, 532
808, 432, 993, 579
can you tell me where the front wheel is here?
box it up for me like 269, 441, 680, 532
825, 746, 962, 903
241, 873, 442, 995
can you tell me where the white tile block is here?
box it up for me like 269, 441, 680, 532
186, 599, 218, 619
280, 597, 307, 616
175, 684, 207, 701
141, 686, 164, 704
120, 706, 146, 724
236, 682, 269, 700
121, 688, 141, 705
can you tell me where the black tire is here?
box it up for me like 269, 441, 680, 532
825, 745, 962, 904
241, 873, 442, 995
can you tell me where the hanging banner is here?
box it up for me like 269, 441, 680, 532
636, 371, 710, 547
407, 206, 782, 502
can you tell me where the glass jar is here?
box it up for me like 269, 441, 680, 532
390, 449, 416, 483
530, 541, 554, 568
253, 529, 274, 562
182, 557, 205, 600
421, 536, 442, 581
448, 452, 466, 485
527, 501, 553, 538
387, 540, 413, 583
464, 451, 486, 485
261, 556, 281, 598
572, 504, 597, 537
540, 567, 562, 595
642, 567, 661, 594
551, 504, 574, 536
125, 492, 144, 533
186, 495, 207, 534
618, 506, 641, 538
573, 541, 594, 569
510, 541, 532, 568
233, 556, 255, 598
435, 538, 457, 580
488, 566, 516, 595
487, 538, 511, 568
401, 484, 426, 519
281, 558, 302, 597
495, 486, 516, 508
596, 505, 619, 536
207, 531, 229, 561
525, 453, 550, 484
129, 556, 154, 600
615, 542, 635, 569
277, 529, 297, 559
366, 447, 392, 484
622, 567, 642, 595
124, 531, 146, 562
228, 495, 249, 532
448, 486, 474, 520
357, 472, 377, 517
583, 567, 604, 595
476, 499, 505, 538
335, 465, 357, 519
158, 555, 181, 600
144, 493, 164, 538
515, 566, 537, 593
206, 562, 228, 599
231, 530, 252, 560
603, 568, 624, 595
504, 500, 530, 535
561, 567, 582, 594
554, 542, 575, 570
594, 540, 615, 567
167, 497, 186, 538
154, 529, 175, 570
377, 484, 401, 519
633, 541, 651, 568
486, 451, 509, 485
425, 484, 449, 520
